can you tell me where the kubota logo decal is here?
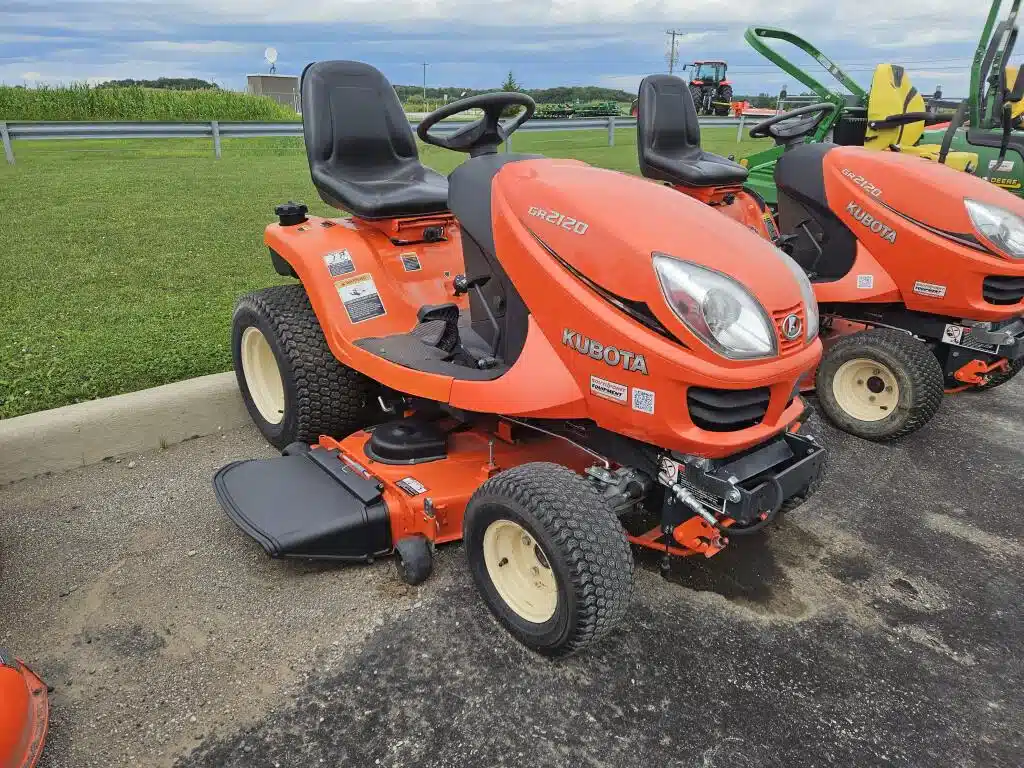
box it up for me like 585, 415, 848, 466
845, 202, 898, 244
562, 329, 649, 374
781, 314, 803, 340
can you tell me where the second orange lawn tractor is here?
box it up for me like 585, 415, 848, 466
0, 650, 48, 768
214, 61, 826, 657
637, 74, 1024, 442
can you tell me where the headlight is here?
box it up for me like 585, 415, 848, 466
965, 198, 1024, 258
775, 249, 819, 341
653, 253, 776, 359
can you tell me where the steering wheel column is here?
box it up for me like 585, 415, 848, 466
416, 93, 536, 157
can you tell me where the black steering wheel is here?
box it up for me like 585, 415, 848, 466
750, 103, 839, 147
416, 92, 536, 157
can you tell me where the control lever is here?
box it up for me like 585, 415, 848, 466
453, 274, 501, 358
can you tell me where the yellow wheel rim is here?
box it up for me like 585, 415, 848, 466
832, 357, 900, 422
240, 326, 286, 425
482, 520, 557, 624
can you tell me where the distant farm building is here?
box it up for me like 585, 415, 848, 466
246, 74, 300, 113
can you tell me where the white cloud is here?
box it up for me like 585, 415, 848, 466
132, 40, 252, 54
0, 33, 84, 44
597, 74, 646, 92
3, 0, 1000, 36
0, 59, 220, 87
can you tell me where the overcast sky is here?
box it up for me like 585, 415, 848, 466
0, 1, 1014, 96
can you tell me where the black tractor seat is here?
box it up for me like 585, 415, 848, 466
637, 74, 749, 188
301, 60, 449, 220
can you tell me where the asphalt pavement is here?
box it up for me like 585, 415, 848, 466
0, 380, 1021, 768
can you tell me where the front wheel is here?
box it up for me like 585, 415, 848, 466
463, 463, 634, 657
816, 329, 944, 441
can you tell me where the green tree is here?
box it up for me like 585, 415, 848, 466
501, 71, 521, 92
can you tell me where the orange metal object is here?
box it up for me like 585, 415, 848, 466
318, 424, 747, 560
952, 357, 1010, 385
0, 659, 48, 768
625, 518, 727, 559
268, 158, 822, 460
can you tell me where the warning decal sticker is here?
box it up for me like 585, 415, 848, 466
942, 324, 964, 344
400, 253, 422, 272
336, 274, 386, 324
396, 477, 428, 496
324, 249, 355, 277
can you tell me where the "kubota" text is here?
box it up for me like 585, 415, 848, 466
562, 329, 648, 374
845, 202, 898, 244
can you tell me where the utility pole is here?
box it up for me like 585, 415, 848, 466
666, 30, 683, 75
422, 62, 428, 101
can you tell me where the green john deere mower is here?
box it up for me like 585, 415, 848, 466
920, 0, 1024, 193
741, 1, 1024, 204
739, 27, 978, 205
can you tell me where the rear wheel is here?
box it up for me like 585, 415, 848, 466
233, 284, 376, 449
463, 463, 633, 657
715, 85, 733, 116
816, 329, 944, 441
972, 357, 1024, 391
689, 85, 705, 114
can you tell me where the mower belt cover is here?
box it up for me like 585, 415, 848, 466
865, 64, 978, 171
214, 448, 391, 560
0, 651, 48, 768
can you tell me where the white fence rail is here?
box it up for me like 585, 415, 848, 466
1, 115, 750, 165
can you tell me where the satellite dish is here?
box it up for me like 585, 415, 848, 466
264, 47, 278, 74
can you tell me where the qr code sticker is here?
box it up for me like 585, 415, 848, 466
631, 387, 655, 415
856, 274, 874, 290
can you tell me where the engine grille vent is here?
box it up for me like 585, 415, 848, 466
687, 386, 771, 432
983, 275, 1024, 305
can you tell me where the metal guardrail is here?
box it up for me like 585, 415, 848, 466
0, 115, 750, 165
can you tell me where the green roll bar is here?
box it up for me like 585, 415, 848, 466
971, 0, 1022, 128
743, 26, 867, 106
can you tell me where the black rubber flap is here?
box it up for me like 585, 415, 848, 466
214, 454, 391, 560
365, 419, 448, 464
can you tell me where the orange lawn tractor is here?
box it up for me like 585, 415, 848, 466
214, 61, 826, 657
0, 650, 48, 768
637, 74, 1024, 442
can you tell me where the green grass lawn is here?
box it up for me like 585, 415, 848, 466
0, 128, 771, 418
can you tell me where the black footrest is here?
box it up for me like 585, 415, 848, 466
214, 451, 391, 560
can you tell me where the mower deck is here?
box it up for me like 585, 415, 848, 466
215, 421, 594, 562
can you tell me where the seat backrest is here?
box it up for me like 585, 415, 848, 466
300, 61, 426, 209
1007, 66, 1024, 122
637, 74, 702, 181
865, 64, 927, 149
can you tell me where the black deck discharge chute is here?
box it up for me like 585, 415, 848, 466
214, 447, 391, 560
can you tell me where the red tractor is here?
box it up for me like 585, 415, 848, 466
685, 60, 732, 116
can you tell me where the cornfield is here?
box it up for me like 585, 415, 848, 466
0, 83, 301, 121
